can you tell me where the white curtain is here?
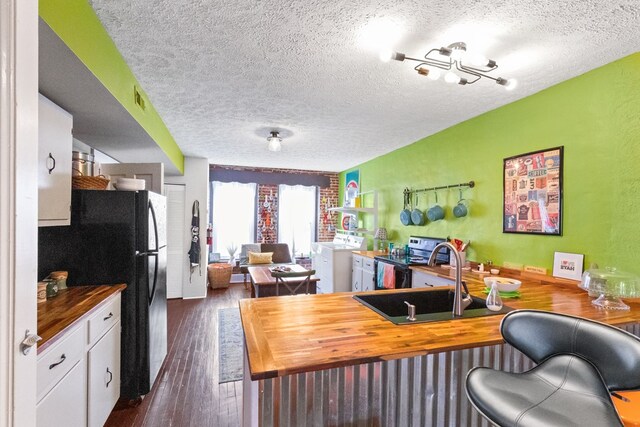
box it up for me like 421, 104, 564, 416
211, 181, 256, 258
278, 184, 317, 257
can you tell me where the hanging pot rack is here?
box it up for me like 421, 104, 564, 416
404, 180, 475, 198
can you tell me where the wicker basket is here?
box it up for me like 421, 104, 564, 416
72, 175, 110, 190
208, 263, 232, 289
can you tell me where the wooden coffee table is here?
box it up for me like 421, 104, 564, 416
248, 264, 319, 298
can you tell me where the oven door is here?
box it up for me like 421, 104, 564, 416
374, 260, 412, 290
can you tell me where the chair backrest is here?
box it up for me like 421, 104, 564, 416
239, 243, 261, 265
501, 310, 640, 391
270, 269, 315, 280
261, 243, 292, 264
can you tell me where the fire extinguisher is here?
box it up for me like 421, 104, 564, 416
206, 223, 213, 245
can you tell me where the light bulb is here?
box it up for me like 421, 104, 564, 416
427, 68, 441, 81
504, 78, 518, 91
267, 137, 281, 152
497, 77, 518, 91
379, 49, 393, 62
444, 72, 459, 84
467, 53, 489, 67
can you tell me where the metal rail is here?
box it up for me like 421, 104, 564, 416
404, 180, 475, 197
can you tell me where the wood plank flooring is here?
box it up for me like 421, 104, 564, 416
105, 284, 250, 427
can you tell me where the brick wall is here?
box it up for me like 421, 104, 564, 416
257, 184, 278, 243
211, 165, 339, 243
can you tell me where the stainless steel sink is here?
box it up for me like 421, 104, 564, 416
353, 289, 513, 324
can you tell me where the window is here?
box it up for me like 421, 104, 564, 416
278, 184, 317, 257
211, 181, 256, 258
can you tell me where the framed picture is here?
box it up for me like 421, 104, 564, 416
552, 252, 584, 280
503, 146, 563, 235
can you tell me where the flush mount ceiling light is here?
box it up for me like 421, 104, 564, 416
267, 131, 282, 152
380, 42, 517, 90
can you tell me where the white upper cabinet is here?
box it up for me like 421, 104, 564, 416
38, 94, 72, 226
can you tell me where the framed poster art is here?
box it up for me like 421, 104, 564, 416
503, 146, 563, 235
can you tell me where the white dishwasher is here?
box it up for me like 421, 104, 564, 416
312, 235, 366, 294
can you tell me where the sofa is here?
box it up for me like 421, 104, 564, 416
239, 243, 293, 288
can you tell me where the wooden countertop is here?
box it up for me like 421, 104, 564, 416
37, 284, 126, 354
240, 267, 640, 380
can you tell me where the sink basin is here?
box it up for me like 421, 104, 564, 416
353, 289, 513, 324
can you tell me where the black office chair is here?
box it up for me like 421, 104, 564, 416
270, 269, 315, 296
466, 309, 640, 427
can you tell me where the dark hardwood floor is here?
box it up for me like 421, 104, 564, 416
105, 284, 250, 427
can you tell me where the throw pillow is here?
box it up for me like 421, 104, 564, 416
248, 252, 273, 264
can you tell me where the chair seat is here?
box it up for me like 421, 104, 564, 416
466, 354, 623, 427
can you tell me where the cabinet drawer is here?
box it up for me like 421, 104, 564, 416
363, 258, 375, 272
412, 270, 454, 288
88, 321, 121, 427
352, 255, 363, 268
37, 358, 86, 427
37, 323, 85, 402
88, 293, 121, 345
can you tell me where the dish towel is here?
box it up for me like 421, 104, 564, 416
377, 263, 396, 289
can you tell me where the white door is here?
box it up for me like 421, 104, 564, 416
1, 0, 39, 425
165, 184, 185, 299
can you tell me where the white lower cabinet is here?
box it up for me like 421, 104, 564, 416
37, 293, 122, 427
37, 358, 87, 427
88, 321, 121, 427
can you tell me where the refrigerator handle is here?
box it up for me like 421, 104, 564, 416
148, 252, 158, 306
148, 200, 159, 252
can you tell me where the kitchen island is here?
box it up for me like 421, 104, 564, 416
239, 267, 640, 426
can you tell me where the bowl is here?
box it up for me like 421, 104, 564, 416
114, 177, 146, 191
484, 277, 522, 292
490, 268, 500, 275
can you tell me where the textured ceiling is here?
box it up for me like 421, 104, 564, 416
89, 0, 640, 172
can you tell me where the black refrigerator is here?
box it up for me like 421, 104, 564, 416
39, 189, 168, 400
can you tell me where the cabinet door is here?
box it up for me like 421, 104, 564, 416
352, 266, 362, 292
38, 94, 72, 226
37, 359, 86, 427
362, 269, 375, 292
88, 322, 121, 427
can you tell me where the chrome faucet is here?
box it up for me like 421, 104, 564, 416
427, 242, 472, 317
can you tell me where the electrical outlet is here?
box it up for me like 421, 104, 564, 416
503, 261, 523, 270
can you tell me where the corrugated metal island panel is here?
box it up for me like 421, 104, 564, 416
252, 324, 640, 427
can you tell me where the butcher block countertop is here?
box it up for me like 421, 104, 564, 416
239, 266, 640, 381
38, 284, 126, 354
352, 250, 386, 258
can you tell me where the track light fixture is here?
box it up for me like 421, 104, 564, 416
380, 42, 517, 90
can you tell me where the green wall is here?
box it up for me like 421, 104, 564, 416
341, 53, 640, 275
40, 0, 184, 174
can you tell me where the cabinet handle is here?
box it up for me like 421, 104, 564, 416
106, 367, 113, 388
103, 312, 113, 321
49, 353, 66, 369
46, 153, 56, 174
424, 283, 434, 287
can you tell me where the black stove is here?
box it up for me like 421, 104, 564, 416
374, 236, 449, 289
